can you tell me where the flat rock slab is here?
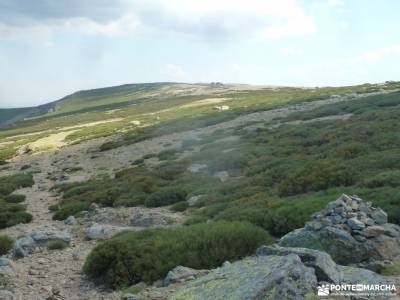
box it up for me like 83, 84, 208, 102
170, 254, 317, 300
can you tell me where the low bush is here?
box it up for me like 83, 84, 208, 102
380, 261, 400, 276
144, 187, 187, 207
52, 201, 90, 220
99, 141, 117, 152
84, 221, 271, 288
4, 194, 26, 203
362, 171, 400, 188
171, 201, 188, 212
0, 173, 34, 196
0, 210, 32, 229
278, 160, 355, 196
47, 239, 68, 250
0, 235, 14, 255
0, 174, 34, 229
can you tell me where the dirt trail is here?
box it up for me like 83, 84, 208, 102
0, 89, 398, 299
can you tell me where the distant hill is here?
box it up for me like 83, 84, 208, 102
0, 82, 176, 127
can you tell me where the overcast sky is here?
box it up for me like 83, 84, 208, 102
0, 0, 399, 108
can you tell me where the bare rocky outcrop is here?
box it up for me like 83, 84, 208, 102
130, 212, 174, 227
279, 194, 400, 270
170, 254, 318, 300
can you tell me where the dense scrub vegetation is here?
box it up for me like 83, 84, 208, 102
0, 173, 34, 228
84, 221, 271, 288
55, 91, 400, 237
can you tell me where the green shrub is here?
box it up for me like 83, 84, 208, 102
47, 239, 68, 250
380, 261, 400, 276
278, 160, 355, 196
99, 141, 117, 152
184, 215, 208, 225
362, 171, 400, 188
157, 149, 178, 161
0, 196, 33, 229
4, 194, 26, 203
171, 201, 188, 212
52, 201, 90, 220
145, 187, 187, 207
0, 235, 14, 255
0, 173, 34, 196
84, 221, 271, 288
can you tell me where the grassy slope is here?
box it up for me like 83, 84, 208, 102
53, 90, 400, 238
0, 81, 399, 164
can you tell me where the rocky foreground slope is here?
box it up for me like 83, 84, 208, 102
167, 195, 400, 300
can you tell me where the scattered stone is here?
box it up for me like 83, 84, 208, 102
0, 257, 11, 267
0, 290, 15, 300
347, 217, 365, 230
0, 257, 13, 275
164, 266, 205, 286
85, 223, 107, 240
13, 236, 36, 258
213, 171, 229, 182
130, 212, 173, 227
17, 145, 32, 155
187, 164, 207, 173
213, 105, 230, 111
64, 216, 76, 225
186, 195, 202, 207
363, 225, 386, 238
370, 208, 388, 225
122, 294, 140, 300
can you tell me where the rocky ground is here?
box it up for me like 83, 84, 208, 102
1, 89, 399, 300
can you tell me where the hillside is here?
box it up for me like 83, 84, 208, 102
1, 81, 400, 299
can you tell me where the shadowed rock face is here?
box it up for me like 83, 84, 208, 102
279, 194, 400, 268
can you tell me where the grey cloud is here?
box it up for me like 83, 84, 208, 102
0, 0, 126, 25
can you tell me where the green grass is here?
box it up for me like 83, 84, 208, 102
0, 173, 34, 228
380, 261, 400, 276
0, 235, 14, 255
47, 239, 68, 250
52, 91, 400, 237
84, 221, 272, 288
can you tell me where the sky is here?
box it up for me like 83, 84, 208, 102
0, 0, 400, 108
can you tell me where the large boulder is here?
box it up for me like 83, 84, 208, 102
279, 194, 400, 268
30, 227, 71, 244
256, 245, 341, 284
171, 246, 395, 300
256, 245, 392, 287
85, 223, 130, 240
14, 227, 71, 257
170, 254, 318, 300
13, 236, 36, 258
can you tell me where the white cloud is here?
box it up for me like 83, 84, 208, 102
0, 0, 316, 40
360, 45, 400, 63
327, 0, 345, 8
281, 47, 303, 56
161, 64, 186, 81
